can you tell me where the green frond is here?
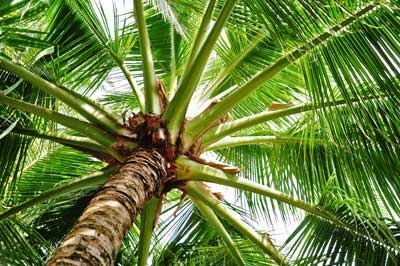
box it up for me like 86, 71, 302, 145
0, 164, 117, 220
0, 0, 47, 29
147, 0, 187, 37
191, 197, 246, 266
183, 2, 396, 150
99, 89, 141, 114
0, 119, 18, 139
44, 0, 141, 97
5, 145, 104, 205
156, 239, 277, 266
154, 196, 274, 266
0, 94, 116, 147
284, 186, 400, 265
183, 181, 288, 265
0, 134, 32, 203
0, 69, 57, 205
2, 128, 107, 153
210, 144, 298, 222
0, 57, 129, 135
0, 206, 50, 266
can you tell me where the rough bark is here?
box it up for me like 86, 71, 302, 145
47, 149, 167, 266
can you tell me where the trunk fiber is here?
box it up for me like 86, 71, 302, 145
47, 149, 167, 265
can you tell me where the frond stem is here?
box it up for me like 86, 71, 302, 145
133, 0, 160, 114
169, 27, 177, 98
0, 57, 127, 135
203, 103, 311, 146
138, 198, 158, 266
163, 0, 238, 144
0, 94, 116, 147
176, 156, 345, 227
2, 128, 106, 153
182, 0, 217, 72
206, 135, 326, 150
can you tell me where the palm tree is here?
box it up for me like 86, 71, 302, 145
1, 0, 400, 265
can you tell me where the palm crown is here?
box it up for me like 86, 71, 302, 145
1, 0, 400, 265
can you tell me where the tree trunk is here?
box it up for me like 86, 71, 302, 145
47, 149, 167, 266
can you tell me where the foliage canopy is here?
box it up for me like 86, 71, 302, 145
1, 0, 400, 265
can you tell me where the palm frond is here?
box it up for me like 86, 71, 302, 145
0, 0, 47, 28
183, 2, 398, 150
153, 195, 275, 266
147, 0, 186, 36
45, 0, 139, 95
0, 69, 57, 204
0, 164, 116, 220
0, 206, 50, 266
284, 185, 400, 265
191, 197, 246, 265
3, 145, 103, 205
